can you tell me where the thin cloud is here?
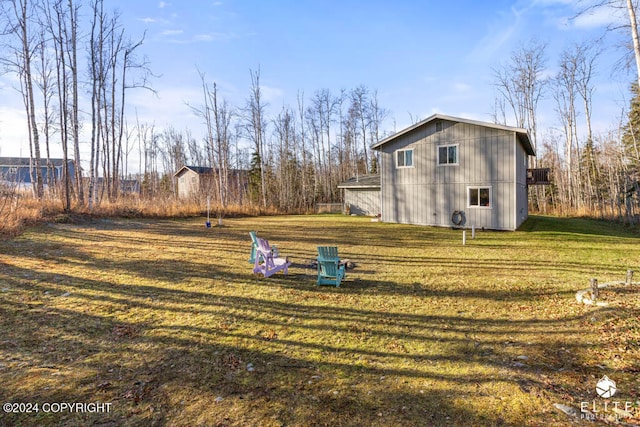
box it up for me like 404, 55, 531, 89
159, 1, 171, 8
469, 6, 525, 60
128, 84, 203, 125
571, 6, 626, 29
194, 34, 216, 42
525, 0, 626, 31
138, 16, 172, 25
452, 82, 472, 93
161, 29, 184, 36
261, 85, 285, 104
165, 32, 238, 44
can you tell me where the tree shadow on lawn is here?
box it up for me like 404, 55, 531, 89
0, 308, 593, 426
520, 215, 640, 238
7, 232, 623, 295
0, 261, 583, 344
2, 218, 633, 424
0, 259, 615, 425
50, 218, 635, 284
2, 238, 586, 304
136, 217, 461, 251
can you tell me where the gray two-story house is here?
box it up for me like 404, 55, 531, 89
368, 114, 535, 231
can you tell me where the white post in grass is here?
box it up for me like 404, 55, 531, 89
462, 230, 466, 246
472, 225, 476, 239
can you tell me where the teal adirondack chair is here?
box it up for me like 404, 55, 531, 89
316, 246, 345, 287
249, 231, 260, 264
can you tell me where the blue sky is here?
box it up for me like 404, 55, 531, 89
0, 0, 634, 168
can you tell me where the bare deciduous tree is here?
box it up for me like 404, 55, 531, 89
492, 39, 548, 159
1, 0, 44, 198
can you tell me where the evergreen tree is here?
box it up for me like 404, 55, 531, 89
623, 85, 640, 168
621, 83, 640, 220
248, 151, 263, 205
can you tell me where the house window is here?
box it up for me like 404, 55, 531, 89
6, 167, 17, 180
396, 149, 413, 168
468, 186, 491, 208
435, 121, 443, 132
438, 144, 458, 165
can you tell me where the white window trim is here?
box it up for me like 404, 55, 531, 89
467, 186, 492, 209
437, 144, 459, 166
396, 149, 414, 168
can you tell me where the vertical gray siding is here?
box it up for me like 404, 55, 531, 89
380, 120, 526, 230
345, 188, 381, 216
515, 135, 529, 228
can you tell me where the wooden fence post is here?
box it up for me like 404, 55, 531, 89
626, 270, 634, 285
590, 278, 599, 300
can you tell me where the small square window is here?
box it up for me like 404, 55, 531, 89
435, 121, 443, 132
468, 186, 491, 208
396, 149, 413, 168
438, 145, 458, 165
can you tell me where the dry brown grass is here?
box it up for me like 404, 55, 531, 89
0, 193, 50, 238
0, 214, 638, 426
0, 192, 284, 238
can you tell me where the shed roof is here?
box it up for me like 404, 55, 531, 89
371, 114, 535, 156
337, 174, 381, 189
173, 165, 214, 177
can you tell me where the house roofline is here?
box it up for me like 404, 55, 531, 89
337, 183, 381, 189
337, 174, 381, 189
0, 157, 75, 167
371, 113, 535, 156
173, 165, 250, 177
173, 165, 212, 177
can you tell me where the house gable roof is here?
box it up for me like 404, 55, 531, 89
173, 166, 250, 178
173, 165, 214, 177
337, 174, 381, 189
371, 114, 535, 156
0, 157, 71, 167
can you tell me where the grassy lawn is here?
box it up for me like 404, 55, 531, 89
0, 214, 638, 426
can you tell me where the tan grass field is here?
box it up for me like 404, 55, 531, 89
0, 214, 638, 426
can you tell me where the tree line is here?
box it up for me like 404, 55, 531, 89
2, 0, 640, 223
181, 69, 387, 212
132, 71, 388, 213
0, 0, 387, 213
1, 0, 151, 210
492, 0, 640, 224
